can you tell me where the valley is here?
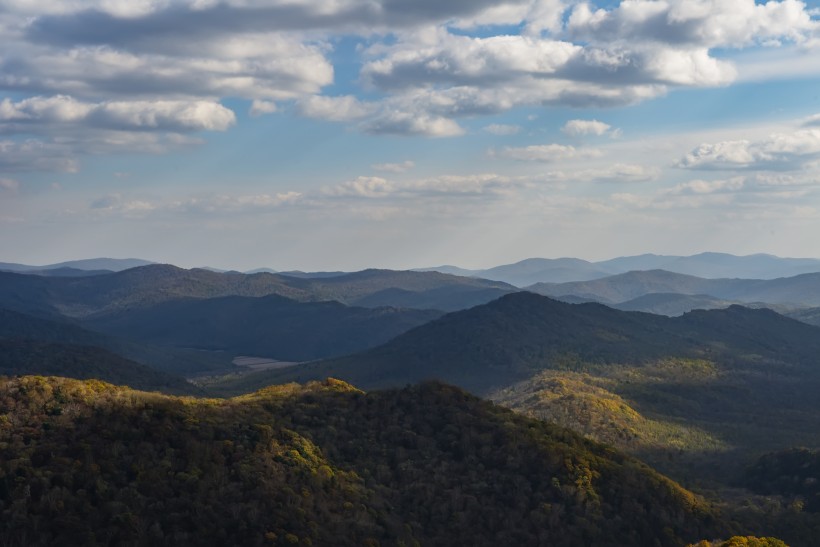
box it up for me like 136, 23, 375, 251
3, 254, 820, 545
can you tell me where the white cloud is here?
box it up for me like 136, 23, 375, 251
0, 95, 235, 135
483, 124, 521, 135
249, 100, 277, 117
804, 113, 820, 127
565, 0, 816, 48
324, 176, 394, 198
0, 96, 235, 169
666, 177, 746, 194
677, 129, 820, 170
360, 111, 465, 137
89, 190, 303, 217
495, 143, 602, 162
0, 0, 817, 146
531, 163, 659, 184
562, 119, 612, 137
0, 139, 79, 173
371, 160, 415, 173
298, 95, 373, 122
323, 172, 528, 200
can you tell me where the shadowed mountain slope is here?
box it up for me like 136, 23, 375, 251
0, 308, 233, 378
83, 294, 443, 362
216, 292, 820, 399
0, 339, 197, 395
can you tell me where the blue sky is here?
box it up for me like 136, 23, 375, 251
2, 0, 820, 271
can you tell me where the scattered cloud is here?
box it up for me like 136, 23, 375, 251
89, 190, 304, 218
249, 100, 277, 117
677, 129, 820, 171
371, 160, 415, 173
324, 176, 393, 198
0, 96, 236, 133
494, 143, 602, 162
666, 178, 746, 195
483, 124, 521, 136
542, 163, 660, 183
0, 139, 79, 173
360, 112, 464, 138
0, 0, 816, 147
804, 113, 820, 127
298, 95, 373, 122
564, 0, 816, 49
323, 173, 524, 199
562, 119, 612, 137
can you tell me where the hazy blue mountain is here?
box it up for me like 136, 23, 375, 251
419, 252, 820, 285
17, 267, 114, 277
594, 254, 681, 273
613, 292, 735, 316
413, 264, 478, 277
787, 307, 820, 328
418, 258, 611, 286
0, 257, 154, 272
527, 270, 820, 307
0, 264, 514, 318
527, 270, 748, 304
594, 252, 820, 279
277, 270, 348, 278
658, 252, 820, 279
476, 257, 611, 286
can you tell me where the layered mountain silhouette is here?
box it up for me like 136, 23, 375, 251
218, 291, 820, 394
0, 264, 515, 318
421, 252, 820, 286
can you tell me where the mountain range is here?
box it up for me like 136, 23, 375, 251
8, 251, 820, 287
528, 269, 820, 308
0, 264, 514, 319
421, 252, 820, 286
3, 256, 820, 544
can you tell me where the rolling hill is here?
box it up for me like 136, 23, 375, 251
0, 376, 725, 546
207, 292, 820, 498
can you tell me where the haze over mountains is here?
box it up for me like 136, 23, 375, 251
4, 253, 820, 544
421, 252, 820, 286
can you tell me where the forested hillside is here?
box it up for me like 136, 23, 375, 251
0, 376, 725, 546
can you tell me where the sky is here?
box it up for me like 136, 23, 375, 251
2, 0, 820, 271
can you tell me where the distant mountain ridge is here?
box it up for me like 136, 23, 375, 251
0, 264, 515, 318
0, 257, 154, 273
419, 252, 820, 286
528, 269, 820, 307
